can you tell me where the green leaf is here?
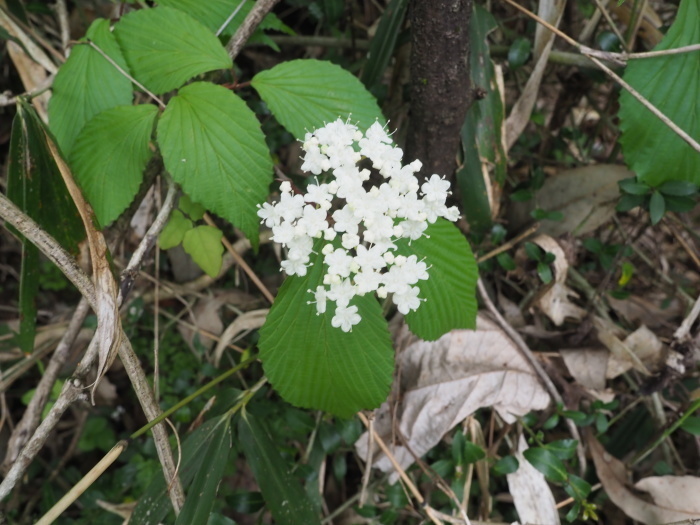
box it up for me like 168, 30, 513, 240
258, 244, 394, 417
179, 194, 206, 221
176, 417, 232, 525
131, 417, 233, 525
158, 0, 293, 41
616, 193, 647, 212
458, 6, 506, 233
114, 7, 232, 94
182, 225, 224, 278
7, 101, 84, 352
159, 210, 193, 250
618, 0, 700, 185
537, 261, 553, 284
658, 180, 698, 197
463, 441, 486, 465
251, 59, 385, 139
544, 439, 578, 460
508, 37, 531, 68
664, 195, 696, 213
238, 411, 321, 525
492, 455, 519, 475
649, 191, 665, 224
523, 447, 568, 483
397, 219, 478, 340
71, 105, 157, 226
680, 416, 700, 435
157, 82, 273, 246
360, 0, 409, 89
565, 474, 592, 500
49, 19, 133, 156
618, 178, 651, 195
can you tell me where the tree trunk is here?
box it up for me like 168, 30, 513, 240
405, 0, 473, 182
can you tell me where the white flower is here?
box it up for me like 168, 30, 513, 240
332, 305, 361, 332
263, 117, 460, 331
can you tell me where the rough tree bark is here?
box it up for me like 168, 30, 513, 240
405, 0, 473, 182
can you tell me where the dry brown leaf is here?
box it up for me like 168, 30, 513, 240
213, 308, 268, 366
589, 435, 700, 523
635, 476, 700, 514
532, 235, 586, 326
508, 165, 632, 237
597, 320, 664, 379
44, 129, 122, 402
506, 0, 567, 150
507, 435, 561, 525
356, 316, 551, 479
607, 294, 683, 329
560, 347, 608, 390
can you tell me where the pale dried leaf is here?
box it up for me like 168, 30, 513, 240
534, 0, 567, 59
356, 316, 550, 480
507, 435, 561, 525
7, 41, 50, 120
560, 347, 608, 390
532, 235, 586, 326
213, 308, 268, 366
601, 322, 664, 378
590, 435, 700, 523
608, 294, 682, 329
509, 165, 632, 237
635, 476, 700, 513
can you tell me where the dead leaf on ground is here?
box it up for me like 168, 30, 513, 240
507, 435, 561, 525
560, 347, 608, 390
532, 234, 586, 326
508, 165, 632, 237
597, 320, 665, 378
607, 294, 683, 329
356, 315, 551, 480
213, 308, 268, 366
589, 434, 700, 523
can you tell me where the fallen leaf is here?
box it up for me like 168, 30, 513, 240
507, 435, 561, 525
356, 315, 551, 480
508, 165, 632, 237
560, 347, 608, 390
589, 434, 700, 523
597, 321, 664, 379
635, 476, 700, 513
532, 235, 586, 326
213, 308, 268, 366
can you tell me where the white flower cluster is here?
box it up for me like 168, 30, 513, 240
257, 118, 459, 332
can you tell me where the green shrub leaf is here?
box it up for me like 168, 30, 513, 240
114, 7, 232, 94
159, 210, 193, 250
157, 82, 273, 245
71, 105, 157, 226
175, 416, 232, 525
182, 225, 224, 278
239, 412, 321, 525
397, 219, 478, 340
258, 244, 394, 417
649, 191, 665, 224
251, 59, 385, 139
49, 19, 133, 156
523, 447, 568, 483
619, 0, 700, 185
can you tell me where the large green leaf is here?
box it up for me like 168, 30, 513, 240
258, 245, 394, 417
157, 82, 273, 245
360, 0, 409, 89
175, 416, 232, 525
458, 5, 506, 233
251, 59, 385, 139
113, 7, 232, 95
619, 0, 700, 186
157, 0, 293, 42
398, 219, 478, 340
48, 19, 133, 156
239, 411, 321, 525
130, 416, 233, 525
71, 105, 157, 227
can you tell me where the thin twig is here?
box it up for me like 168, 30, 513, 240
203, 213, 275, 304
85, 40, 166, 109
1, 298, 90, 472
357, 412, 445, 525
225, 0, 281, 61
54, 0, 70, 57
477, 278, 587, 475
216, 0, 247, 37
